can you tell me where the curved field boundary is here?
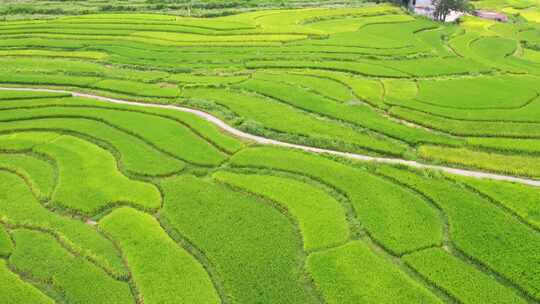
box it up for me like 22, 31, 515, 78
2, 86, 540, 187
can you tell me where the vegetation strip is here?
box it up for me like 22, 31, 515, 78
2, 87, 539, 187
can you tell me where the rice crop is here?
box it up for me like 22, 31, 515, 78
0, 169, 128, 277
404, 248, 526, 304
0, 259, 54, 304
307, 241, 442, 303
213, 171, 350, 251
159, 175, 315, 304
377, 166, 540, 300
9, 229, 133, 304
99, 207, 220, 304
32, 134, 161, 214
230, 147, 444, 255
418, 145, 540, 178
0, 153, 55, 201
0, 3, 539, 303
0, 225, 13, 257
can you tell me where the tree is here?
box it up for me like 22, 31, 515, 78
432, 0, 472, 21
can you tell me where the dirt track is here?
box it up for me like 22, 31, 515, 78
2, 86, 539, 187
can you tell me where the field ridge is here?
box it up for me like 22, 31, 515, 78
2, 86, 539, 187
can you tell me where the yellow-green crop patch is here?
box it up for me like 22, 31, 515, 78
99, 207, 220, 304
0, 169, 128, 278
0, 259, 53, 304
419, 145, 540, 178
0, 50, 108, 60
0, 153, 55, 201
0, 2, 539, 303
229, 147, 444, 255
307, 241, 442, 303
0, 225, 13, 257
213, 171, 350, 251
404, 248, 527, 304
9, 229, 133, 304
0, 91, 537, 303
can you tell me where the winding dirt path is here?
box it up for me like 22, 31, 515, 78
2, 86, 540, 187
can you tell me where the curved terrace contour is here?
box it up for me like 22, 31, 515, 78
2, 86, 539, 187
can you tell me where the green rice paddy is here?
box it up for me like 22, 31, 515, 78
0, 1, 539, 303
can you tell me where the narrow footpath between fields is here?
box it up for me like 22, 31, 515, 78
2, 86, 539, 187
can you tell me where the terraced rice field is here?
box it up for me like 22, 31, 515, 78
0, 2, 539, 304
0, 0, 367, 20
